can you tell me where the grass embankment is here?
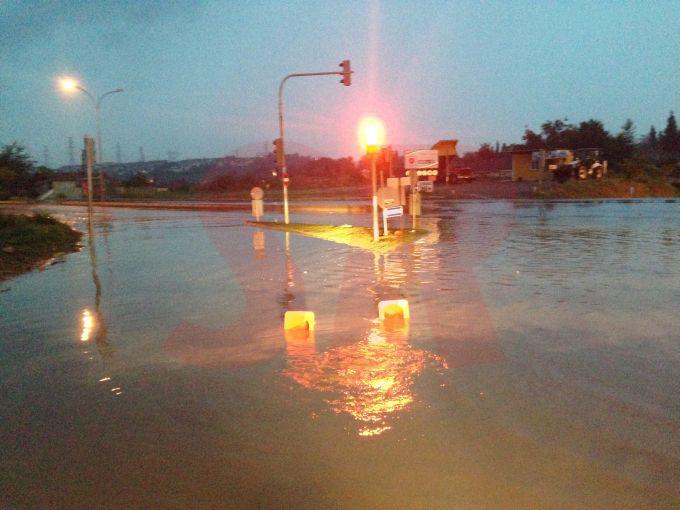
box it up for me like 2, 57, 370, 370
537, 178, 680, 199
0, 213, 82, 281
247, 221, 428, 253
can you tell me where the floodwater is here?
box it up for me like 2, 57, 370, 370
1, 200, 678, 509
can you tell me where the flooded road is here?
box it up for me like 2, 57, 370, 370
1, 200, 678, 508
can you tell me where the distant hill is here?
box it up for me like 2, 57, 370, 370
228, 140, 322, 158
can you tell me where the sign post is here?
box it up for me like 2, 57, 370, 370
382, 206, 403, 236
405, 149, 438, 230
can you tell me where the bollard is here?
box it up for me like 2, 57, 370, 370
250, 186, 264, 221
284, 311, 315, 331
251, 199, 264, 221
378, 299, 410, 321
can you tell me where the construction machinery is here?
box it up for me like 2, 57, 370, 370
549, 149, 606, 182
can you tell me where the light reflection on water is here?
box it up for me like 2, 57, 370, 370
284, 319, 447, 437
0, 200, 678, 508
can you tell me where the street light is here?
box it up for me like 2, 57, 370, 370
59, 77, 124, 165
358, 116, 385, 242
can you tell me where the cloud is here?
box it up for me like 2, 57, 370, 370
0, 0, 202, 54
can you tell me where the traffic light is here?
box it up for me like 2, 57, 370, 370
339, 60, 352, 86
273, 138, 284, 168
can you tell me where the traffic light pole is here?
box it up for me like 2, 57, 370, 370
277, 64, 352, 224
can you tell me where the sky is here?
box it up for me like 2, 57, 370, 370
1, 0, 679, 166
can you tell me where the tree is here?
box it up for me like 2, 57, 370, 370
614, 119, 636, 160
660, 111, 679, 155
0, 142, 35, 198
522, 128, 545, 149
541, 119, 575, 147
574, 119, 612, 150
638, 125, 659, 160
477, 143, 496, 159
648, 125, 657, 148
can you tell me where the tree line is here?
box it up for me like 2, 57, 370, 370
463, 111, 680, 180
0, 143, 52, 199
3, 111, 679, 198
522, 111, 678, 161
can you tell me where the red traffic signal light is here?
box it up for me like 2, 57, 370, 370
339, 60, 352, 86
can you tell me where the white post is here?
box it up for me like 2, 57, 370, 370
411, 168, 418, 231
278, 79, 290, 224
371, 152, 379, 241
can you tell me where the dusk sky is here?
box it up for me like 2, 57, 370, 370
2, 0, 679, 166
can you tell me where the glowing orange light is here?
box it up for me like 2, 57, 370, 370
80, 308, 95, 342
59, 77, 79, 93
357, 116, 386, 153
283, 322, 446, 437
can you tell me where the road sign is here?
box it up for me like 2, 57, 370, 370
405, 149, 439, 169
377, 186, 402, 208
382, 205, 403, 236
417, 181, 434, 192
384, 206, 403, 218
250, 187, 264, 200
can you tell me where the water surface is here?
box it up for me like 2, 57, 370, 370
1, 200, 678, 508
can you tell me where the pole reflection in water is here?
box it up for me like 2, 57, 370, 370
79, 208, 118, 394
163, 223, 296, 369
283, 318, 447, 437
279, 231, 301, 314
252, 229, 265, 259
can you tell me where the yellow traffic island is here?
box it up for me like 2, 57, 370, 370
245, 221, 428, 253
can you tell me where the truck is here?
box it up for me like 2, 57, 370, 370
451, 166, 475, 183
548, 149, 606, 182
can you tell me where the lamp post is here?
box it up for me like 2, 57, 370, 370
277, 60, 352, 224
59, 78, 124, 164
358, 116, 385, 242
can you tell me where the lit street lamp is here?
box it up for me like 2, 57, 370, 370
358, 116, 385, 242
59, 77, 124, 165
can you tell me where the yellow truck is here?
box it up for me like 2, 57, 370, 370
550, 148, 606, 182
